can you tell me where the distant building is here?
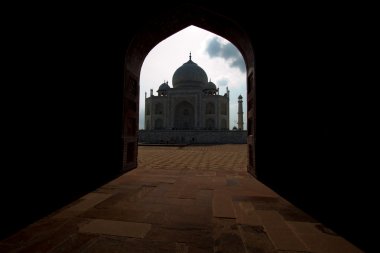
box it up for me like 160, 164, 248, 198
140, 53, 246, 144
144, 53, 229, 131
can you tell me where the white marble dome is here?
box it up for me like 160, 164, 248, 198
172, 56, 208, 89
158, 81, 170, 91
204, 81, 217, 90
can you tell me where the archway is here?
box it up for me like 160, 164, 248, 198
174, 101, 195, 130
221, 119, 227, 129
205, 118, 215, 130
154, 103, 163, 115
206, 102, 215, 114
146, 119, 150, 130
122, 4, 255, 175
154, 118, 163, 130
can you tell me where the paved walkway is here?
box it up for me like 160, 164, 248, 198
0, 145, 362, 252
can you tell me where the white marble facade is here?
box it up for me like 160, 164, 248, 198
145, 54, 230, 130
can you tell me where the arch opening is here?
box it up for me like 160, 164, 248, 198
206, 102, 215, 115
123, 7, 256, 175
174, 101, 195, 130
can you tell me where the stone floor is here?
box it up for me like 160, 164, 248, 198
0, 145, 363, 253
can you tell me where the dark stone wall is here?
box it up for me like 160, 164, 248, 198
2, 2, 373, 252
248, 6, 373, 252
2, 4, 128, 240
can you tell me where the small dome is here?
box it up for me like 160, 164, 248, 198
158, 81, 170, 91
172, 55, 208, 89
205, 81, 217, 90
238, 95, 243, 99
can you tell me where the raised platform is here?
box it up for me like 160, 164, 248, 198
138, 143, 189, 147
138, 130, 247, 144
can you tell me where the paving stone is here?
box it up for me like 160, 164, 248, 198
196, 171, 216, 177
210, 177, 227, 189
129, 202, 167, 213
79, 219, 151, 238
287, 221, 363, 253
10, 218, 88, 253
146, 225, 213, 249
229, 189, 277, 198
80, 207, 152, 224
179, 185, 198, 199
162, 197, 196, 206
238, 200, 255, 212
164, 210, 212, 229
144, 183, 173, 198
226, 177, 240, 186
213, 218, 245, 253
182, 204, 212, 219
53, 193, 113, 218
187, 245, 214, 253
276, 251, 311, 253
233, 196, 278, 206
2, 218, 66, 245
82, 236, 178, 253
195, 189, 213, 206
94, 185, 122, 194
314, 223, 337, 235
256, 210, 307, 251
93, 192, 133, 209
212, 191, 236, 218
128, 175, 177, 185
49, 233, 97, 253
150, 176, 178, 184
232, 196, 316, 222
126, 185, 157, 202
175, 242, 190, 253
165, 182, 187, 198
214, 233, 245, 253
233, 202, 262, 226
238, 225, 277, 253
236, 180, 278, 197
184, 176, 212, 186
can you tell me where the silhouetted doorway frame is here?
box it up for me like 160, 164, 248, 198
122, 5, 256, 176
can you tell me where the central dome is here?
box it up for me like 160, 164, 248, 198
172, 56, 208, 89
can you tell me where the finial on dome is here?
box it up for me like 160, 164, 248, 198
189, 52, 192, 61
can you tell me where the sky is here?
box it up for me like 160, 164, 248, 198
139, 25, 247, 130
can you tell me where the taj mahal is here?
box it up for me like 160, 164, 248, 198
139, 53, 246, 144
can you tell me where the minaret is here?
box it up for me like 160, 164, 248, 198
237, 95, 244, 130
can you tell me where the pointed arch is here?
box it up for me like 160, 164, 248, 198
123, 4, 255, 175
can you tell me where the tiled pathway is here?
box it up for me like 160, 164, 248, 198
0, 145, 362, 252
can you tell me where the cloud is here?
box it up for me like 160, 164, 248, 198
221, 43, 239, 59
206, 37, 222, 57
230, 58, 245, 72
217, 78, 229, 87
205, 37, 245, 72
